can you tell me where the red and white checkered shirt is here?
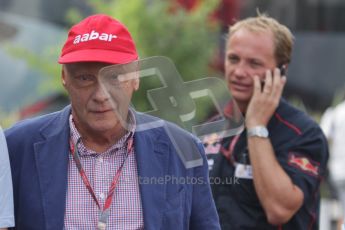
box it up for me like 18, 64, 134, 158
64, 111, 144, 229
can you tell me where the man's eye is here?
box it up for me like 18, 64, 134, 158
227, 55, 239, 63
76, 74, 94, 81
105, 74, 121, 86
110, 75, 118, 80
72, 74, 96, 87
249, 60, 262, 68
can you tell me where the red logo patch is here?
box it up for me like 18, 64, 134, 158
288, 153, 319, 176
203, 133, 221, 155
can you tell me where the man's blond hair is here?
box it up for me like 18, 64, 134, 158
228, 14, 294, 66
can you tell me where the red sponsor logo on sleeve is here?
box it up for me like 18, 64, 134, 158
288, 153, 320, 176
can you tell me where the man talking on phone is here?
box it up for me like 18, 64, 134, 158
205, 14, 329, 229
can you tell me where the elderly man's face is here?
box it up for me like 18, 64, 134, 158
62, 62, 139, 134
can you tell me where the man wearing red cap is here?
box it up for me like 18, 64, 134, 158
5, 14, 220, 230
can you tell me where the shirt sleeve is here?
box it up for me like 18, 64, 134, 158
276, 125, 329, 205
0, 126, 15, 228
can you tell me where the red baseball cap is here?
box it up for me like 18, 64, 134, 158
58, 14, 138, 64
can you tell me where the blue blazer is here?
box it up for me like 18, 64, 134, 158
5, 106, 220, 230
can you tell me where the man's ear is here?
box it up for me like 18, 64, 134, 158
133, 61, 140, 91
61, 66, 67, 87
130, 70, 140, 91
133, 78, 139, 91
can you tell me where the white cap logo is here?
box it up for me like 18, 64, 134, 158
73, 30, 118, 44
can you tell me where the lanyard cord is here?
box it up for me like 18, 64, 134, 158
220, 134, 240, 164
69, 137, 133, 229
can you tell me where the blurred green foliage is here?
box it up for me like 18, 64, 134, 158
67, 0, 220, 81
3, 0, 222, 127
16, 0, 221, 93
7, 45, 64, 92
0, 110, 19, 128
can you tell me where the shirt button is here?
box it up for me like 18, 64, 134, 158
98, 157, 103, 163
99, 193, 105, 200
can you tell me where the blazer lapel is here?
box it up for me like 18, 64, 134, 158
33, 106, 71, 229
135, 128, 170, 230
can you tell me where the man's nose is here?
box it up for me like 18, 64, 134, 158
92, 83, 110, 102
233, 63, 247, 78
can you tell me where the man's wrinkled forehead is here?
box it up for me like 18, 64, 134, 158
63, 61, 140, 83
63, 62, 110, 73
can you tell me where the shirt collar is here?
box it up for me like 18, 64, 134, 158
69, 109, 136, 156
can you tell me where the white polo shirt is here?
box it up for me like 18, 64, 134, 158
0, 126, 14, 228
320, 100, 345, 182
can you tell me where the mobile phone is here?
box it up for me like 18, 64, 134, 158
279, 64, 286, 76
260, 64, 286, 89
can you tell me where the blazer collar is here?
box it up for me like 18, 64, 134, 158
134, 112, 170, 229
34, 105, 71, 229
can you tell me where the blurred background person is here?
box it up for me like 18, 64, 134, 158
0, 126, 14, 230
320, 95, 345, 228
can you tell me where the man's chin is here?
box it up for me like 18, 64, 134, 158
232, 92, 251, 103
89, 120, 122, 133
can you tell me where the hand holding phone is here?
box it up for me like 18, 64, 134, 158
260, 64, 286, 88
246, 66, 287, 128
